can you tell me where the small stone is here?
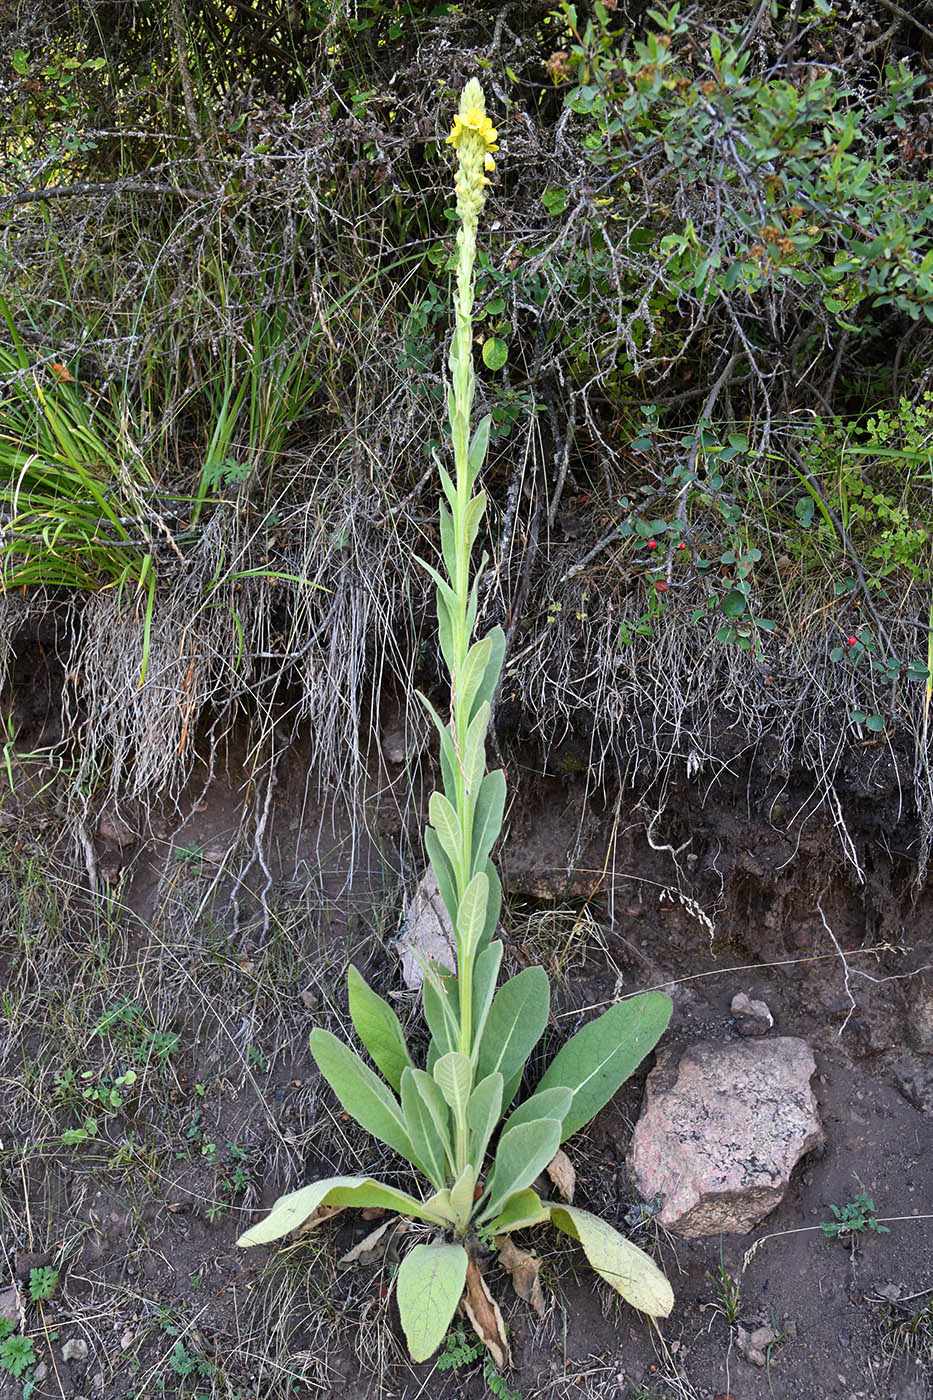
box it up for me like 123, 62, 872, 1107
62, 1338, 89, 1363
92, 1372, 105, 1393
730, 991, 774, 1036
628, 1037, 824, 1235
97, 812, 136, 847
906, 975, 933, 1053
33, 1363, 48, 1383
299, 989, 319, 1011
395, 869, 457, 990
120, 1330, 134, 1349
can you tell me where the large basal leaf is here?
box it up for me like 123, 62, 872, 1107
401, 1068, 449, 1189
536, 992, 673, 1142
479, 1117, 561, 1224
470, 769, 506, 874
504, 1085, 573, 1134
237, 1176, 446, 1246
433, 1050, 473, 1119
549, 1204, 674, 1318
309, 1029, 418, 1167
467, 1070, 503, 1165
476, 966, 549, 1092
347, 965, 413, 1093
397, 1243, 469, 1362
485, 1187, 550, 1235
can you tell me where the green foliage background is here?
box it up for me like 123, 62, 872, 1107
3, 0, 933, 871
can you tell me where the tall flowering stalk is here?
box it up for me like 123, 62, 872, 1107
238, 81, 673, 1371
418, 79, 506, 1073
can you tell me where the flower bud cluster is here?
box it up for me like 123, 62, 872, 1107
446, 78, 498, 225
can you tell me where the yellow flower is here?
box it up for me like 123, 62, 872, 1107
447, 106, 499, 153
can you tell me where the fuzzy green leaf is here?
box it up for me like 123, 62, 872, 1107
418, 692, 459, 803
424, 829, 458, 932
463, 490, 487, 555
433, 1050, 473, 1118
471, 768, 506, 874
479, 862, 502, 954
448, 1163, 477, 1224
439, 498, 457, 582
460, 635, 492, 731
469, 625, 505, 724
548, 1204, 673, 1317
397, 1243, 469, 1362
422, 964, 459, 1057
504, 1085, 573, 1133
237, 1175, 445, 1246
467, 1070, 503, 1165
462, 701, 490, 798
467, 414, 492, 485
309, 1029, 417, 1166
401, 1068, 449, 1188
428, 791, 463, 879
477, 966, 550, 1089
480, 1118, 561, 1223
471, 938, 503, 1047
486, 1188, 550, 1235
536, 993, 672, 1142
457, 869, 489, 961
347, 965, 413, 1093
436, 589, 454, 672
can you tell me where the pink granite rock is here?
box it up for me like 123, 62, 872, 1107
628, 1037, 824, 1236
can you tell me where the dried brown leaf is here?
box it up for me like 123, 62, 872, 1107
546, 1147, 575, 1203
338, 1218, 409, 1267
297, 1203, 343, 1233
496, 1236, 546, 1317
461, 1255, 511, 1370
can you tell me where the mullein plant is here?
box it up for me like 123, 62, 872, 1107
238, 81, 673, 1364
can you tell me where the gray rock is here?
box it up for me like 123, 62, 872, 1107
906, 975, 933, 1053
628, 1037, 824, 1236
730, 991, 774, 1036
395, 869, 456, 990
62, 1338, 89, 1363
891, 1056, 933, 1113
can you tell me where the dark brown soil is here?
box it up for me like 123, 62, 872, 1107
1, 744, 931, 1400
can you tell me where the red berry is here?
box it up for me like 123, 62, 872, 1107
848, 636, 857, 646
647, 539, 657, 549
677, 542, 686, 549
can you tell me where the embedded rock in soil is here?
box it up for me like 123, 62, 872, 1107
906, 974, 933, 1053
628, 1037, 824, 1236
395, 868, 456, 990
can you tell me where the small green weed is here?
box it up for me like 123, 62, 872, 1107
706, 1256, 741, 1324
28, 1267, 58, 1302
437, 1324, 484, 1370
820, 1192, 890, 1240
0, 1334, 36, 1378
436, 1325, 520, 1398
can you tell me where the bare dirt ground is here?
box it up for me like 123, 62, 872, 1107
1, 735, 931, 1400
